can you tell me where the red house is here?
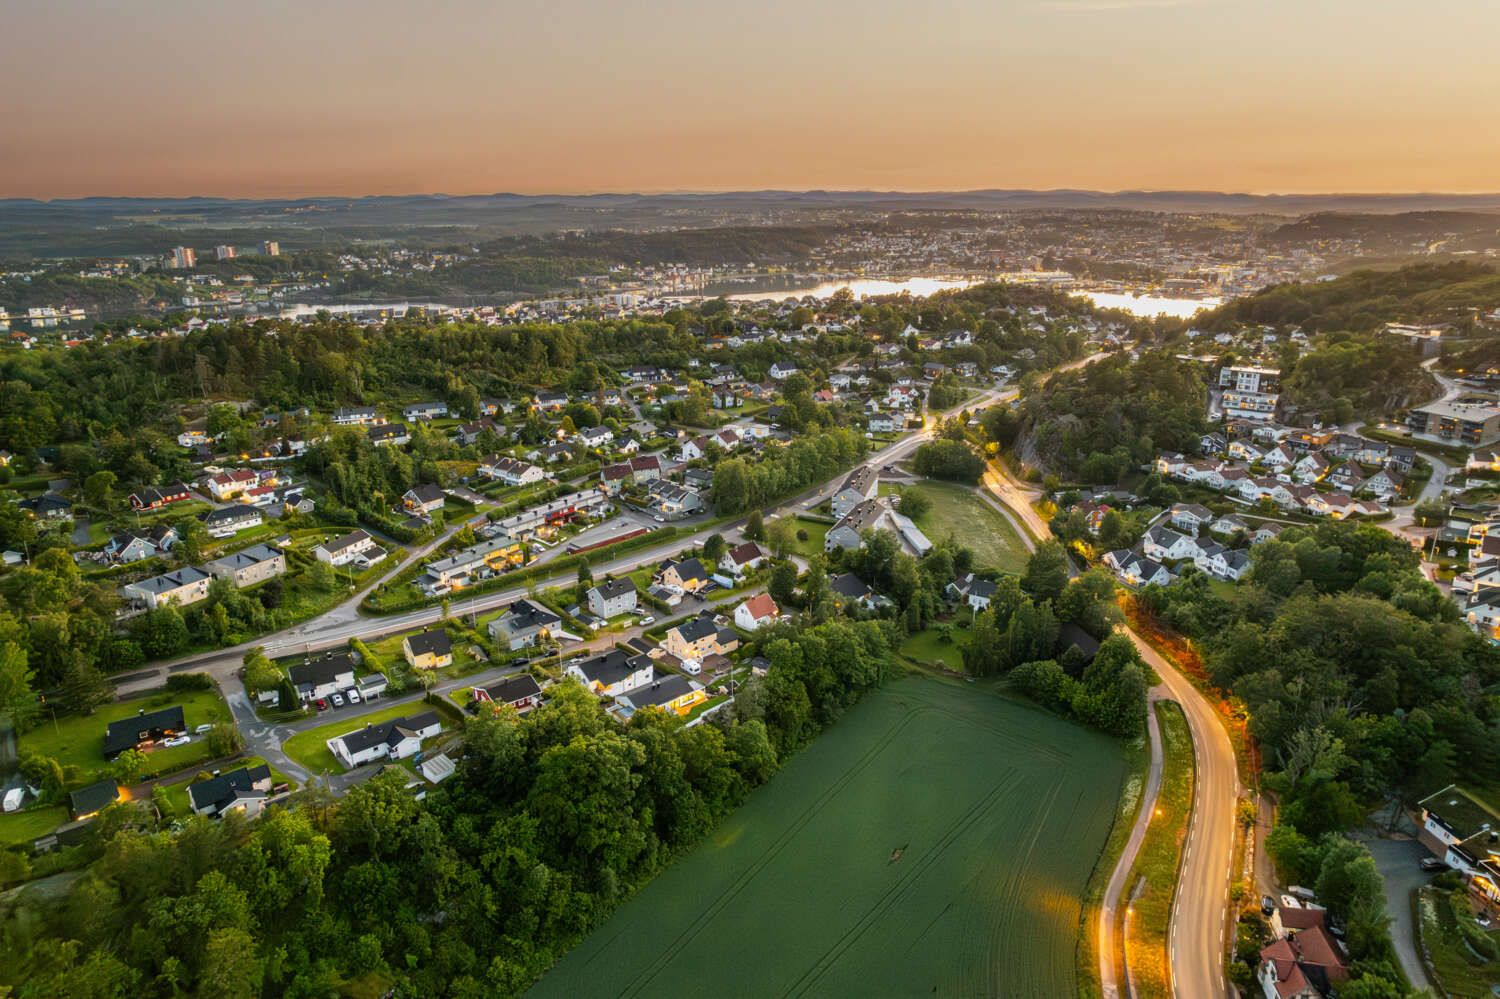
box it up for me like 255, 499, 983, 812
129, 481, 191, 511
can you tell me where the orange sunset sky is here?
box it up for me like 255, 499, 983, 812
4, 0, 1499, 199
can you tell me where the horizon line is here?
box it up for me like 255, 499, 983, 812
7, 186, 1500, 204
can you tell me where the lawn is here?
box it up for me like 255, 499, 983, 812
774, 515, 829, 559
898, 626, 967, 671
900, 481, 1032, 574
1123, 701, 1195, 999
280, 699, 441, 775
0, 805, 69, 845
24, 686, 234, 778
530, 674, 1125, 998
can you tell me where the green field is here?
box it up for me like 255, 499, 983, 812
901, 481, 1032, 574
529, 674, 1125, 998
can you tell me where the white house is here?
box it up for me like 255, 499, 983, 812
586, 577, 638, 618
312, 529, 379, 567
1142, 526, 1198, 562
734, 593, 780, 630
328, 711, 442, 768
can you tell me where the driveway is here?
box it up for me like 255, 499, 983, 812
1359, 834, 1438, 995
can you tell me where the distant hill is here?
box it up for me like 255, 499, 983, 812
5, 189, 1500, 257
1196, 261, 1500, 333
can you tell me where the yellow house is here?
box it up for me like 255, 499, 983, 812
615, 672, 706, 717
402, 629, 454, 670
661, 616, 736, 661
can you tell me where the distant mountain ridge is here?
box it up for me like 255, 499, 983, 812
4, 189, 1500, 215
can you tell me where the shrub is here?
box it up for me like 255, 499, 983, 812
164, 672, 213, 693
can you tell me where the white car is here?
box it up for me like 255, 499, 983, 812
638, 616, 655, 626
163, 735, 190, 748
330, 693, 345, 708
1280, 894, 1301, 910
194, 723, 214, 734
682, 661, 702, 675
346, 688, 361, 703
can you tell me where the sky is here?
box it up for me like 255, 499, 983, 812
4, 0, 1499, 199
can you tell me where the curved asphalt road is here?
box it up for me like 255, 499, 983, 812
980, 452, 1238, 999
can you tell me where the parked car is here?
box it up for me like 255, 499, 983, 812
1261, 895, 1276, 916
1279, 894, 1302, 910
163, 735, 190, 748
330, 693, 344, 707
682, 661, 702, 675
510, 655, 529, 667
194, 723, 214, 734
315, 698, 328, 711
346, 688, 361, 703
638, 616, 655, 626
1420, 857, 1449, 872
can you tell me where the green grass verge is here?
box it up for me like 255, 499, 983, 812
1123, 701, 1194, 999
1076, 727, 1153, 999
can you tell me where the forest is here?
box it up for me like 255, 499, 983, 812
1008, 351, 1209, 481
1137, 520, 1500, 994
1197, 261, 1500, 334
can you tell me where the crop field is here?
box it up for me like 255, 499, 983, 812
530, 674, 1124, 998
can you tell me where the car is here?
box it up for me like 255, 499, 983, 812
1280, 894, 1302, 910
346, 688, 361, 704
638, 616, 655, 626
315, 698, 328, 711
682, 661, 702, 675
653, 515, 664, 523
330, 693, 344, 707
162, 735, 190, 748
194, 723, 214, 734
1420, 857, 1449, 872
1261, 895, 1276, 915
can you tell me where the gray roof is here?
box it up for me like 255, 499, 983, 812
187, 764, 272, 813
480, 674, 542, 704
573, 649, 652, 687
128, 566, 210, 595
590, 577, 637, 600
289, 653, 356, 690
68, 779, 119, 819
201, 503, 261, 527
208, 544, 280, 572
671, 615, 719, 643
622, 672, 697, 708
404, 629, 452, 658
103, 705, 185, 756
335, 711, 440, 756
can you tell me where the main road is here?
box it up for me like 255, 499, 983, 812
980, 453, 1239, 999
